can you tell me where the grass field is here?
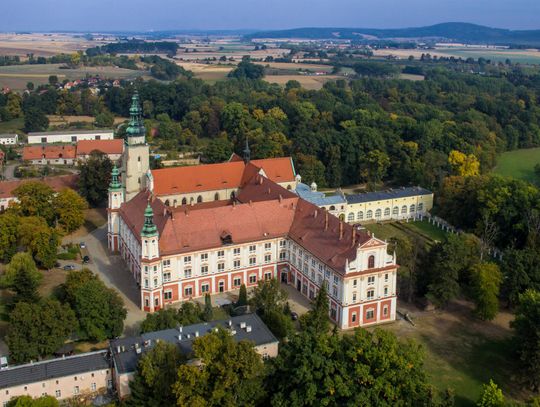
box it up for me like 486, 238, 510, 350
0, 118, 24, 134
0, 64, 147, 91
364, 219, 448, 245
264, 74, 342, 90
493, 147, 540, 184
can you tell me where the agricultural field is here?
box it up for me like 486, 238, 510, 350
493, 147, 540, 184
254, 61, 333, 72
264, 74, 342, 90
0, 63, 148, 91
0, 33, 109, 57
175, 62, 234, 82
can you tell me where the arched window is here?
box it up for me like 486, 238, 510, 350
197, 195, 203, 203
329, 205, 336, 211
357, 211, 363, 220
418, 202, 424, 212
366, 210, 373, 219
368, 255, 375, 269
181, 198, 187, 205
287, 185, 292, 190
410, 204, 416, 213
401, 205, 407, 214
347, 213, 354, 222
214, 193, 220, 201
375, 209, 381, 218
384, 207, 390, 217
164, 200, 170, 206
392, 206, 399, 215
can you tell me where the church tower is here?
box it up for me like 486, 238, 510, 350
107, 165, 124, 252
122, 91, 150, 201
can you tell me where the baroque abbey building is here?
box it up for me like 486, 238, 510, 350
108, 93, 397, 329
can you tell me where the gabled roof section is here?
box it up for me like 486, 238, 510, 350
251, 157, 295, 183
0, 175, 79, 199
118, 191, 169, 240
76, 139, 124, 155
23, 145, 76, 160
237, 173, 296, 203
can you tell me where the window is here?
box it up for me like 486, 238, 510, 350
184, 286, 193, 296
353, 279, 357, 287
144, 279, 149, 288
218, 262, 225, 271
368, 255, 375, 269
366, 210, 373, 219
333, 275, 339, 284
233, 277, 241, 287
41, 137, 47, 143
418, 202, 424, 211
234, 260, 241, 269
384, 286, 388, 296
265, 242, 272, 250
201, 283, 209, 293
182, 198, 187, 205
352, 292, 357, 302
264, 254, 271, 263
55, 390, 61, 398
184, 268, 192, 278
410, 204, 416, 213
164, 199, 170, 206
385, 273, 389, 282
249, 275, 257, 284
42, 383, 46, 388
218, 250, 225, 258
249, 245, 256, 253
214, 192, 220, 201
280, 240, 286, 247
393, 206, 399, 215
332, 286, 338, 296
367, 289, 374, 300
164, 291, 172, 300
384, 207, 390, 217
249, 257, 256, 266
74, 386, 80, 395
91, 383, 97, 391
368, 275, 375, 284
383, 306, 389, 316
357, 211, 363, 220
163, 259, 171, 268
201, 265, 208, 275
184, 256, 191, 264
347, 213, 354, 222
153, 278, 158, 287
96, 135, 101, 140
401, 205, 407, 214
375, 209, 381, 219
201, 253, 208, 262
163, 272, 171, 282
233, 248, 241, 256
197, 195, 203, 203
279, 251, 287, 260
265, 272, 272, 280
352, 313, 357, 323
144, 266, 149, 275
366, 309, 374, 320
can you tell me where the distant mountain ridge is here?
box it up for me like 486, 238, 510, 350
245, 23, 540, 46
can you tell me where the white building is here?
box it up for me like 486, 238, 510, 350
0, 133, 18, 145
27, 130, 114, 145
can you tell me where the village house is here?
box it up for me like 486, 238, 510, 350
22, 145, 76, 165
0, 134, 18, 145
27, 130, 114, 145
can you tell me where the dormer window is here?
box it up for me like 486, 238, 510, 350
220, 232, 233, 245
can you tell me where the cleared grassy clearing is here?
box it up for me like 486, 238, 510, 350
493, 147, 540, 184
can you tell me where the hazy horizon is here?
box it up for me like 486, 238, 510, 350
1, 0, 540, 32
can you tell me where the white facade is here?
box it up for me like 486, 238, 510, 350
0, 134, 18, 145
27, 130, 113, 145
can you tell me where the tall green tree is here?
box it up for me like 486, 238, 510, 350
203, 293, 213, 322
237, 283, 248, 307
476, 379, 505, 407
511, 289, 540, 391
173, 328, 266, 407
359, 149, 390, 187
470, 263, 502, 320
127, 341, 183, 407
139, 303, 203, 333
300, 283, 330, 334
78, 151, 113, 206
13, 181, 55, 224
53, 188, 88, 234
23, 107, 49, 132
2, 252, 42, 304
0, 213, 20, 262
250, 279, 293, 340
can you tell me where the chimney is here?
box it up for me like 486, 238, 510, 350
324, 212, 329, 231
259, 176, 263, 185
314, 210, 318, 218
267, 187, 271, 195
278, 194, 282, 203
351, 228, 356, 247
339, 222, 344, 240
249, 200, 252, 206
233, 200, 236, 208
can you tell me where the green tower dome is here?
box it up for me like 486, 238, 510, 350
141, 203, 158, 237
109, 165, 122, 191
126, 91, 146, 139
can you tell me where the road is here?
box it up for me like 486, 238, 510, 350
64, 225, 146, 336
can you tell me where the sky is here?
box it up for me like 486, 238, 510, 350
1, 0, 540, 32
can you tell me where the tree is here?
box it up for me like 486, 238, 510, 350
203, 293, 213, 322
6, 93, 22, 118
26, 82, 34, 91
203, 137, 233, 163
13, 181, 55, 224
94, 111, 115, 128
126, 341, 183, 407
0, 213, 20, 262
477, 380, 504, 407
250, 279, 293, 339
268, 328, 435, 406
448, 150, 480, 177
140, 302, 203, 333
7, 395, 59, 407
237, 284, 248, 307
300, 283, 329, 334
2, 252, 42, 304
470, 263, 502, 320
228, 56, 265, 80
78, 151, 113, 206
7, 299, 77, 363
173, 328, 266, 407
359, 149, 390, 186
53, 188, 88, 234
295, 154, 326, 188
16, 216, 58, 268
511, 289, 540, 391
24, 107, 49, 132
64, 269, 126, 341
48, 75, 58, 85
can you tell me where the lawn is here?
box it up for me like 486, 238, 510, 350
383, 301, 527, 406
493, 147, 540, 184
401, 219, 449, 242
364, 219, 447, 246
0, 118, 24, 134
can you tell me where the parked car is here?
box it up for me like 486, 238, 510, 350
290, 311, 299, 321
63, 265, 76, 271
79, 242, 86, 249
82, 255, 90, 264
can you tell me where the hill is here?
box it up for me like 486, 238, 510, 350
245, 22, 540, 46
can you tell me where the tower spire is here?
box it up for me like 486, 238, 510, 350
109, 164, 122, 191
126, 91, 146, 144
141, 202, 158, 237
243, 136, 251, 164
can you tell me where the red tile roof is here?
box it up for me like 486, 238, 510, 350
0, 175, 79, 199
23, 145, 76, 161
77, 139, 124, 156
150, 157, 295, 196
